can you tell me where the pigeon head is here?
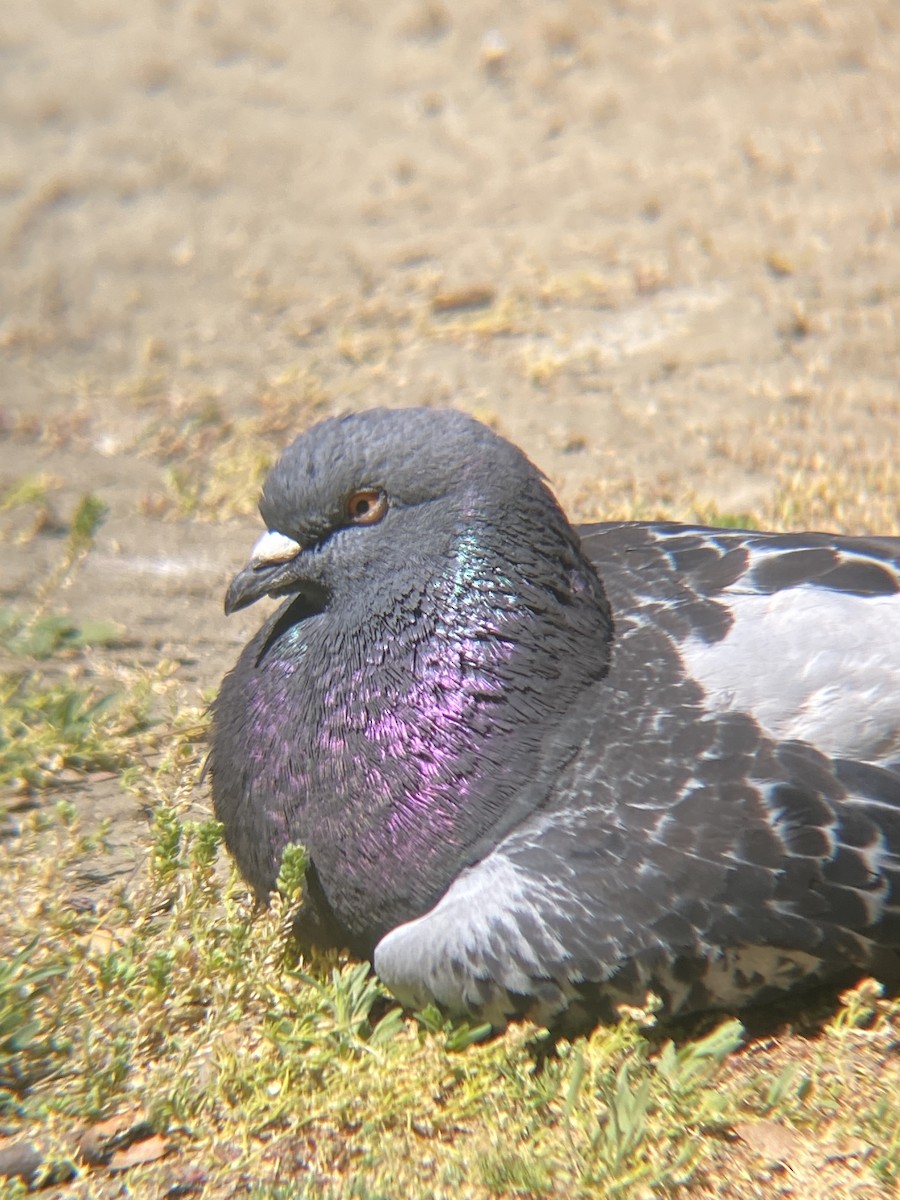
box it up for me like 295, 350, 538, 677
225, 407, 573, 622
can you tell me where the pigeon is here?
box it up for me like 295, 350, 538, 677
209, 407, 900, 1028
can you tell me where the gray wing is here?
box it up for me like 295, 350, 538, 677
579, 522, 900, 603
584, 522, 900, 763
376, 523, 900, 1026
376, 708, 900, 1027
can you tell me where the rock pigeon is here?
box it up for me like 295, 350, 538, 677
210, 407, 900, 1028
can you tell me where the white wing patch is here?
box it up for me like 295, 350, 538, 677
374, 852, 577, 1025
679, 587, 900, 760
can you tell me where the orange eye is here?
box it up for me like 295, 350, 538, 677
346, 489, 388, 526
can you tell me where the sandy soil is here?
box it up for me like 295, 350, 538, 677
1, 0, 899, 870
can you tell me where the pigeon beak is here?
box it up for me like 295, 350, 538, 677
224, 530, 304, 615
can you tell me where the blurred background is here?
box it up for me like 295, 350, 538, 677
1, 0, 899, 692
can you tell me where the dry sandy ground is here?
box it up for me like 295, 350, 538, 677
1, 1, 899, 863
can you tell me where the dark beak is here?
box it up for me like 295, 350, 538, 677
224, 529, 305, 615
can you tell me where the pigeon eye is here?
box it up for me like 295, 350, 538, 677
346, 489, 388, 526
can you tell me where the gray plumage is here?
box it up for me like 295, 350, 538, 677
209, 407, 900, 1027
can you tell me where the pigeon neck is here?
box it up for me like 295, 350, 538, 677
292, 515, 613, 949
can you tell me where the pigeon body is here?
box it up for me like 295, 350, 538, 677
210, 407, 900, 1027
